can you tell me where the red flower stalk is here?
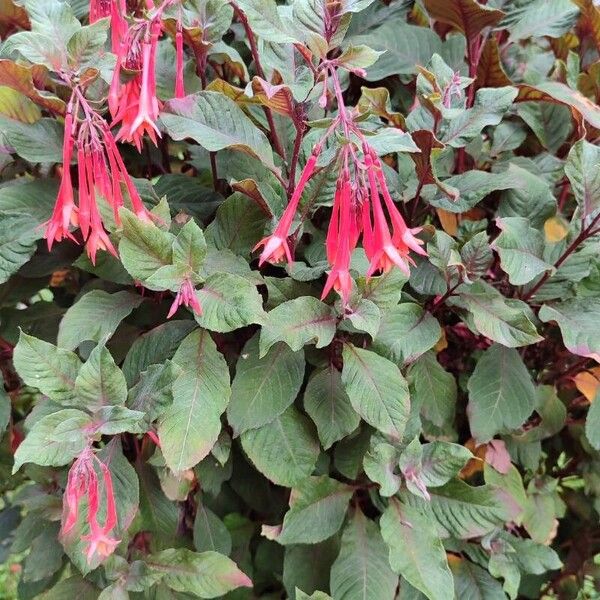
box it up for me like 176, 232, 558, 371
175, 27, 185, 99
112, 20, 162, 150
61, 448, 120, 563
167, 278, 202, 318
254, 148, 321, 265
45, 89, 151, 263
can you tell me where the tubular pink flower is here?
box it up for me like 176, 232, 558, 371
167, 278, 202, 318
322, 178, 354, 306
175, 29, 185, 99
61, 449, 120, 564
45, 112, 78, 248
255, 152, 320, 266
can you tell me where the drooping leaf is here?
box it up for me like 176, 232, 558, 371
492, 217, 553, 285
161, 92, 275, 169
13, 409, 92, 472
241, 405, 319, 486
467, 344, 536, 442
260, 296, 336, 356
193, 502, 232, 555
195, 272, 266, 333
159, 329, 230, 473
342, 344, 410, 441
564, 139, 600, 223
380, 499, 453, 600
13, 331, 81, 404
57, 290, 143, 350
373, 303, 441, 365
304, 365, 360, 450
330, 508, 397, 600
539, 298, 600, 362
144, 549, 252, 597
263, 476, 353, 545
227, 333, 305, 435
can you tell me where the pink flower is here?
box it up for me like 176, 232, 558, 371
167, 278, 202, 318
45, 113, 78, 248
255, 152, 320, 266
61, 449, 120, 564
113, 22, 161, 151
322, 177, 353, 306
175, 28, 185, 99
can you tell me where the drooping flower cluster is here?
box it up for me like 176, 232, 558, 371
61, 448, 120, 563
109, 0, 186, 150
256, 66, 425, 306
44, 92, 152, 263
167, 277, 202, 318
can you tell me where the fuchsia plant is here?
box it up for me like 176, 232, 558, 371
2, 0, 600, 597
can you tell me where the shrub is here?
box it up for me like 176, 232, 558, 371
0, 0, 599, 598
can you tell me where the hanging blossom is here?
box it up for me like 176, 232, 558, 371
44, 88, 152, 263
89, 0, 127, 54
109, 0, 185, 150
256, 64, 425, 306
167, 277, 202, 318
61, 447, 120, 563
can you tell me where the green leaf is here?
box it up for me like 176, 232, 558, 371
403, 479, 513, 539
349, 21, 463, 80
260, 297, 336, 356
58, 290, 143, 350
122, 320, 196, 386
161, 91, 275, 169
236, 0, 298, 43
408, 352, 457, 428
13, 331, 81, 404
539, 298, 600, 362
380, 499, 453, 600
206, 192, 266, 257
373, 303, 441, 365
263, 476, 353, 545
127, 362, 176, 425
195, 272, 266, 333
145, 549, 252, 597
304, 365, 360, 450
341, 344, 410, 441
343, 298, 381, 339
74, 344, 127, 411
516, 101, 572, 153
502, 0, 579, 40
193, 502, 232, 555
227, 333, 305, 435
0, 115, 63, 162
330, 508, 397, 600
363, 437, 401, 497
93, 405, 146, 435
467, 344, 536, 442
400, 441, 472, 495
13, 409, 91, 472
441, 87, 517, 148
585, 391, 600, 450
492, 217, 553, 285
67, 18, 109, 68
449, 558, 506, 600
0, 377, 9, 439
564, 139, 600, 222
159, 329, 230, 473
241, 405, 319, 486
454, 282, 543, 347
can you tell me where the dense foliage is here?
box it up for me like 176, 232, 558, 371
1, 0, 600, 598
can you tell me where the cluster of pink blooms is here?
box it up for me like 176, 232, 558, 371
256, 66, 426, 306
45, 0, 186, 264
61, 447, 119, 563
